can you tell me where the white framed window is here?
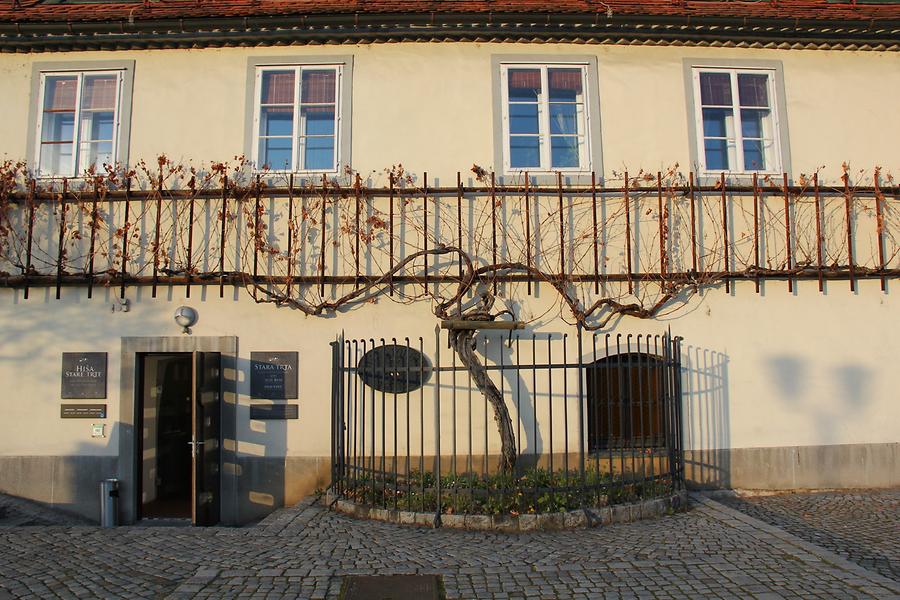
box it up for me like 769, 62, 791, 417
34, 70, 125, 178
252, 64, 342, 173
691, 67, 783, 175
499, 63, 592, 173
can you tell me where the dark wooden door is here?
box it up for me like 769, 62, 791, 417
192, 351, 221, 526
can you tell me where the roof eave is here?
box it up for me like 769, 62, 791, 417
1, 12, 897, 53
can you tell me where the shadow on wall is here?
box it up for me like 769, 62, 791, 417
0, 289, 170, 522
682, 345, 731, 489
481, 332, 544, 467
764, 354, 875, 447
231, 355, 290, 525
0, 431, 120, 524
1, 286, 168, 372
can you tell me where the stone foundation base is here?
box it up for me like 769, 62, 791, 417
324, 489, 689, 531
684, 442, 900, 490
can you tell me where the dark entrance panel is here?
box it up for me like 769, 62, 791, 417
192, 351, 221, 527
139, 354, 193, 519
136, 352, 222, 525
586, 353, 666, 451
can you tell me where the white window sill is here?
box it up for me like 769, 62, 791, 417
253, 169, 341, 176
503, 169, 593, 177
697, 170, 786, 181
32, 174, 102, 182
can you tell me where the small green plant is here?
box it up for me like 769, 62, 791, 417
336, 467, 675, 516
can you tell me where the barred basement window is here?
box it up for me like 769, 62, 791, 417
586, 353, 667, 451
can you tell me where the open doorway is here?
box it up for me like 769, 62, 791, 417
139, 353, 192, 519
137, 352, 221, 525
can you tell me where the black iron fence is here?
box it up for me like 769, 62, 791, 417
329, 327, 684, 516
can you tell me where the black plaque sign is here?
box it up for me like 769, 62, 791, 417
249, 403, 299, 420
357, 345, 432, 393
61, 352, 108, 399
250, 352, 298, 399
61, 404, 107, 419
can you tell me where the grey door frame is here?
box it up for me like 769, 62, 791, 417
118, 336, 238, 525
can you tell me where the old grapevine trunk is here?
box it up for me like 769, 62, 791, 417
448, 328, 517, 472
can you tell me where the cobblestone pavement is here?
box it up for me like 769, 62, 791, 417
717, 488, 900, 582
0, 492, 898, 600
0, 495, 91, 527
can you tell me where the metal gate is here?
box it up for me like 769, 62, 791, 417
330, 327, 684, 515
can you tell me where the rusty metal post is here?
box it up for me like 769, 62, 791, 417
186, 183, 195, 299
525, 172, 532, 295
844, 171, 855, 292
491, 172, 498, 294
624, 172, 633, 293
753, 173, 760, 294
23, 179, 35, 300
558, 172, 565, 277
423, 172, 428, 294
219, 174, 227, 298
591, 171, 599, 294
689, 172, 697, 273
783, 173, 792, 293
657, 172, 667, 284
55, 180, 68, 300
320, 174, 327, 298
87, 181, 99, 299
354, 173, 361, 289
814, 172, 824, 293
457, 171, 463, 281
389, 173, 395, 296
287, 174, 295, 298
874, 168, 886, 292
720, 173, 730, 293
120, 177, 131, 299
253, 174, 261, 287
151, 174, 162, 298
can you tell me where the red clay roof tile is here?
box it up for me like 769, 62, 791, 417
2, 0, 899, 24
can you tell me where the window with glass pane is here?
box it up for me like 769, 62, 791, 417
39, 76, 77, 176
548, 69, 584, 168
38, 71, 121, 177
696, 69, 778, 173
255, 66, 339, 172
507, 69, 541, 168
258, 70, 295, 171
78, 75, 118, 172
504, 65, 588, 172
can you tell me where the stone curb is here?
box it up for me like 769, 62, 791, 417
324, 489, 688, 532
691, 493, 900, 596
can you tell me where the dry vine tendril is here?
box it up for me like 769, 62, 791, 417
1, 158, 895, 470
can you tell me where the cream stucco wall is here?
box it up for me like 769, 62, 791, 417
0, 43, 897, 184
0, 277, 896, 459
0, 41, 898, 512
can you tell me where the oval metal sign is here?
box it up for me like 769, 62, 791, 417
356, 344, 432, 393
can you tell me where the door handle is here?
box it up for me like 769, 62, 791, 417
187, 440, 205, 456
